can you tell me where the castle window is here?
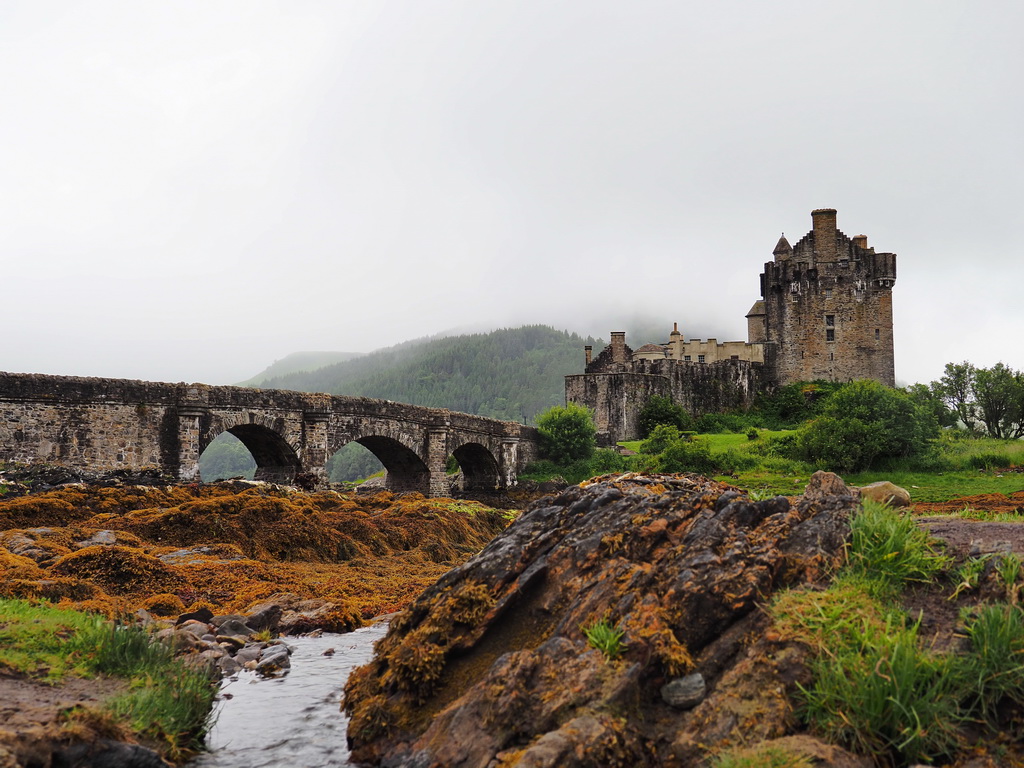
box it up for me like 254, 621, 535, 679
684, 355, 691, 361
840, 259, 849, 268
875, 328, 880, 340
698, 354, 706, 363
830, 352, 835, 361
824, 288, 832, 298
825, 314, 835, 327
826, 329, 835, 342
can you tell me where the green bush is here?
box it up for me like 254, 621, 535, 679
637, 395, 693, 438
695, 412, 749, 434
796, 380, 938, 472
658, 436, 718, 475
536, 402, 596, 464
639, 424, 683, 456
713, 448, 759, 474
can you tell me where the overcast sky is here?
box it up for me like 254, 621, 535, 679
3, 1, 1021, 388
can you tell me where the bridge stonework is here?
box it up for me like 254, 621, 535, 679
0, 372, 539, 497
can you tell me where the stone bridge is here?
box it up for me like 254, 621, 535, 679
0, 372, 541, 497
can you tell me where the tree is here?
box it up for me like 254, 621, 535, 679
797, 380, 938, 472
637, 395, 693, 438
973, 363, 1024, 439
934, 362, 980, 432
536, 402, 596, 464
931, 361, 1024, 439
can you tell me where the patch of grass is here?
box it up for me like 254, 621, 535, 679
846, 499, 949, 597
801, 619, 964, 765
998, 553, 1022, 603
940, 506, 1024, 523
961, 603, 1024, 723
0, 599, 216, 761
711, 743, 812, 768
582, 619, 626, 661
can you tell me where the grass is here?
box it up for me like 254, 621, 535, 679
769, 501, 1024, 767
582, 619, 626, 661
616, 430, 1024, 503
940, 506, 1024, 523
846, 499, 949, 597
0, 598, 216, 760
711, 743, 813, 768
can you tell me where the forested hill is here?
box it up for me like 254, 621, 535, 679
251, 325, 603, 424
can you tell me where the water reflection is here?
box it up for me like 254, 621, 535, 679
188, 622, 388, 768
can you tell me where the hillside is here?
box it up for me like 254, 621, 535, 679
251, 325, 602, 424
238, 351, 364, 386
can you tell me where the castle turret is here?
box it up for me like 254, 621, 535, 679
610, 331, 628, 364
811, 208, 838, 261
773, 233, 792, 260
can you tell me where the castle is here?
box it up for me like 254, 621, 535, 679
566, 209, 897, 444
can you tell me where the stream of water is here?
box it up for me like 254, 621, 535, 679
187, 622, 389, 768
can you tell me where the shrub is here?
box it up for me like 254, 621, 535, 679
637, 395, 693, 438
639, 424, 682, 455
658, 437, 718, 475
535, 403, 596, 464
796, 380, 938, 472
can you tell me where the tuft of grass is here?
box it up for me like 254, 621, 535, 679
950, 556, 991, 600
800, 619, 964, 765
998, 553, 1022, 604
711, 743, 813, 768
582, 619, 626, 661
846, 499, 949, 597
961, 603, 1024, 723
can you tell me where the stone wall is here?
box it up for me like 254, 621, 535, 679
565, 372, 670, 445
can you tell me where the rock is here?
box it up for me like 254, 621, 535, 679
216, 635, 246, 651
660, 673, 706, 709
235, 644, 264, 663
176, 607, 214, 626
215, 617, 256, 637
51, 739, 168, 768
342, 473, 859, 767
74, 529, 118, 548
255, 644, 291, 675
217, 655, 242, 675
245, 603, 283, 633
859, 480, 911, 507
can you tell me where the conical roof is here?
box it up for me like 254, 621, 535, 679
773, 233, 792, 256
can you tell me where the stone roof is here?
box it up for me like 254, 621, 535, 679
635, 343, 666, 354
746, 300, 765, 317
773, 234, 792, 256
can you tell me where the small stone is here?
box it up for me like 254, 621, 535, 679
660, 673, 706, 710
216, 617, 256, 638
858, 481, 911, 507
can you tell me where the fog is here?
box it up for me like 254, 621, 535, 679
3, 1, 1021, 387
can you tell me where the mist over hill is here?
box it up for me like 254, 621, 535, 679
247, 325, 603, 425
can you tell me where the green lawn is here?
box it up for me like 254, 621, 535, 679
620, 431, 1024, 503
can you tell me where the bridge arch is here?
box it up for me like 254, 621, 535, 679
202, 412, 302, 484
339, 435, 431, 493
450, 441, 501, 493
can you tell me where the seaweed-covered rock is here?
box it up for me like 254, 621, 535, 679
342, 471, 858, 767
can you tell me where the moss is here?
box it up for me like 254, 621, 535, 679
50, 546, 176, 594
140, 593, 186, 618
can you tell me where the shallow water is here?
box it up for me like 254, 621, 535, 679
188, 622, 388, 768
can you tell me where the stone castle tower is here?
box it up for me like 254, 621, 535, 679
566, 209, 898, 443
757, 208, 896, 386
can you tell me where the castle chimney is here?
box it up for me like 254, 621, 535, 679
811, 208, 838, 261
584, 345, 593, 365
852, 234, 868, 250
670, 322, 680, 338
610, 331, 627, 364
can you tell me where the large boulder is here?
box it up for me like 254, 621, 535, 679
343, 471, 859, 767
